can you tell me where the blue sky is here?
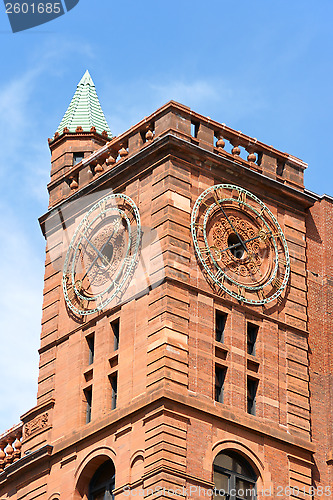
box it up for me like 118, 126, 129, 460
0, 0, 332, 433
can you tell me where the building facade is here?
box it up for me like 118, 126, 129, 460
0, 72, 332, 500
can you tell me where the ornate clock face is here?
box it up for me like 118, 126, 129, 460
62, 193, 141, 316
191, 184, 290, 306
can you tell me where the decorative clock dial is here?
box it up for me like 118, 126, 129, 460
191, 184, 290, 305
63, 193, 141, 316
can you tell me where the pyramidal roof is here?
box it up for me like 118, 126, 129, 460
56, 70, 112, 138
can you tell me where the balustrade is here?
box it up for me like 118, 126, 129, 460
48, 101, 306, 204
0, 424, 23, 472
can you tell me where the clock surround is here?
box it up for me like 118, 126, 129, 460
191, 184, 290, 305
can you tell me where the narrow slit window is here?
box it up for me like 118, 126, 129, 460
216, 311, 227, 343
111, 319, 119, 351
247, 323, 258, 356
110, 374, 118, 410
247, 378, 258, 415
86, 333, 95, 365
84, 387, 92, 423
191, 121, 199, 138
215, 366, 226, 403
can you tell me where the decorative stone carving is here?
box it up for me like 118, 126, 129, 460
145, 129, 154, 142
69, 177, 79, 190
24, 412, 49, 438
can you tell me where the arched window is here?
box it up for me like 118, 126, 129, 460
89, 459, 115, 500
213, 451, 257, 500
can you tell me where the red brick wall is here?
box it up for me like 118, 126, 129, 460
307, 196, 333, 493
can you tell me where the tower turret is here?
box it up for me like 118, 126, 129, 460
47, 70, 112, 207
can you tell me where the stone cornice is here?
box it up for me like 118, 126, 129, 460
40, 133, 316, 238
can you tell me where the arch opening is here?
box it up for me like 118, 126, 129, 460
88, 458, 115, 500
213, 450, 257, 500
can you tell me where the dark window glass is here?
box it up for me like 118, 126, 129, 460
214, 471, 229, 491
247, 379, 258, 415
87, 334, 95, 365
84, 387, 92, 423
216, 312, 227, 343
73, 152, 84, 165
247, 324, 258, 356
111, 319, 119, 351
110, 374, 117, 410
215, 366, 226, 403
213, 451, 257, 500
89, 459, 115, 500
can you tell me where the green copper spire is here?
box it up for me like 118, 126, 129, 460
56, 70, 112, 138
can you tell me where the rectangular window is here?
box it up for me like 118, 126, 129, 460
110, 374, 118, 410
215, 311, 227, 343
247, 323, 258, 356
73, 152, 84, 165
215, 366, 226, 403
111, 318, 120, 351
191, 121, 199, 138
86, 333, 95, 365
247, 378, 258, 415
84, 387, 92, 423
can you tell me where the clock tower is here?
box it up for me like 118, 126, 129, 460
0, 72, 332, 499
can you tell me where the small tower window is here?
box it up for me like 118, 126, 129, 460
111, 319, 119, 351
109, 374, 118, 410
73, 152, 84, 165
191, 121, 200, 138
247, 323, 258, 356
216, 311, 227, 343
215, 366, 226, 403
247, 378, 258, 415
84, 387, 92, 423
86, 333, 95, 365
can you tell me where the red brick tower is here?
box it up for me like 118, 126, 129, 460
0, 73, 332, 500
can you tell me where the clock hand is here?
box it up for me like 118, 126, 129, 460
83, 236, 110, 266
219, 234, 261, 254
217, 227, 275, 255
79, 218, 122, 284
98, 217, 121, 254
218, 204, 248, 253
84, 219, 124, 288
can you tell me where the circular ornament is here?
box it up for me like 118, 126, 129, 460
63, 193, 141, 316
191, 184, 290, 305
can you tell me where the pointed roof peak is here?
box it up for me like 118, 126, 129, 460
56, 71, 112, 138
79, 69, 94, 85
